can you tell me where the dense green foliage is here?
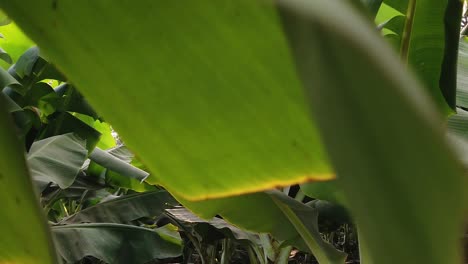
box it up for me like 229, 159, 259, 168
0, 0, 467, 263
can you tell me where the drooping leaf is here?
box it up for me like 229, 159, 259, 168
14, 46, 38, 78
301, 181, 345, 204
0, 66, 19, 88
0, 46, 12, 64
73, 113, 116, 149
279, 1, 465, 264
39, 111, 101, 151
62, 190, 177, 224
166, 207, 259, 244
178, 190, 346, 263
378, 15, 404, 36
1, 90, 21, 112
0, 0, 334, 201
52, 223, 182, 264
0, 93, 57, 263
27, 133, 88, 192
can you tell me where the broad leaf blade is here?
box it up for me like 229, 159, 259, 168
52, 223, 182, 264
0, 0, 333, 200
166, 207, 259, 243
177, 191, 346, 261
62, 190, 177, 224
279, 1, 465, 264
28, 133, 88, 192
0, 95, 57, 263
384, 0, 462, 112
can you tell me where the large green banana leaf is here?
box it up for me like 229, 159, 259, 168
1, 1, 466, 264
280, 1, 465, 264
52, 223, 182, 264
0, 96, 56, 262
0, 0, 333, 201
380, 0, 462, 112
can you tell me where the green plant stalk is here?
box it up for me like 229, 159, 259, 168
275, 246, 292, 264
249, 242, 267, 264
259, 233, 275, 262
271, 196, 341, 264
247, 246, 261, 264
357, 226, 372, 264
220, 239, 232, 264
400, 0, 416, 62
165, 213, 206, 264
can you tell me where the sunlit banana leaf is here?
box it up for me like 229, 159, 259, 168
0, 94, 56, 263
280, 1, 465, 264
0, 0, 334, 201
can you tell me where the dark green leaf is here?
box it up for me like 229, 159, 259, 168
178, 190, 346, 261
0, 66, 19, 89
0, 46, 12, 64
52, 223, 182, 264
27, 133, 88, 192
39, 111, 101, 151
361, 0, 383, 17
383, 0, 462, 112
166, 207, 259, 243
14, 46, 39, 78
1, 91, 21, 112
62, 190, 177, 224
382, 0, 407, 13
